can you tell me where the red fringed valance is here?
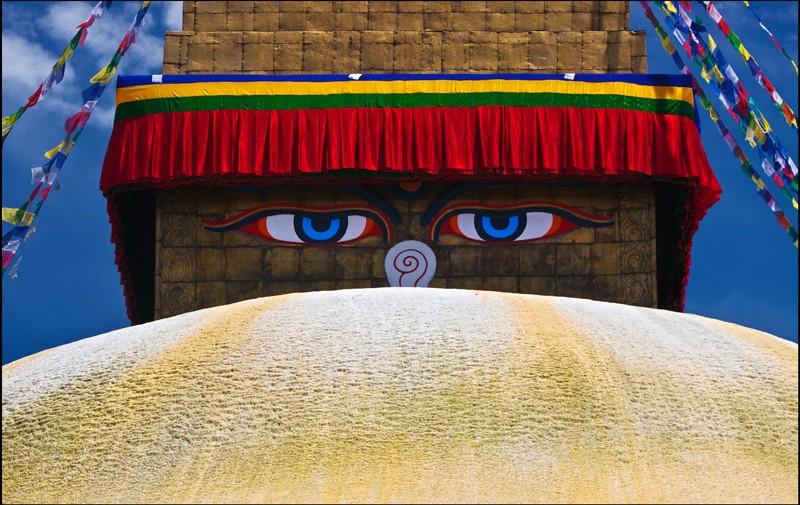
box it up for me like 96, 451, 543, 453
101, 106, 718, 208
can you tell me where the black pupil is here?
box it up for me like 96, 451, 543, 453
489, 216, 510, 230
310, 217, 332, 232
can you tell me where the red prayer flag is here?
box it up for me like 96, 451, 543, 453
781, 103, 795, 124
76, 16, 95, 30
64, 109, 91, 134
77, 26, 88, 46
763, 75, 776, 93
2, 251, 13, 269
26, 84, 43, 107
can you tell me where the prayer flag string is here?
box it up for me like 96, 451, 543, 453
741, 1, 798, 75
639, 1, 798, 248
1, 1, 112, 144
699, 1, 797, 130
90, 1, 152, 84
2, 1, 153, 279
656, 1, 798, 209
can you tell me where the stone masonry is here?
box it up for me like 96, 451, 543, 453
163, 1, 647, 74
155, 183, 658, 318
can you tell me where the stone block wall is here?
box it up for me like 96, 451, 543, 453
163, 1, 647, 74
154, 183, 657, 319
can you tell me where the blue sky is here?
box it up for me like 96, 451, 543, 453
2, 1, 797, 365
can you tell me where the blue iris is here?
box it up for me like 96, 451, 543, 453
473, 212, 526, 242
479, 214, 520, 240
299, 216, 342, 241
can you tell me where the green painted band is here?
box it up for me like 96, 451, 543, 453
114, 92, 695, 123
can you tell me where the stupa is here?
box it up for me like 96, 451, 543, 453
4, 2, 795, 503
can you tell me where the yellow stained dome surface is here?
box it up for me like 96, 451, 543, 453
2, 288, 797, 504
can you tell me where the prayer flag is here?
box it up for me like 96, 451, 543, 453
65, 109, 91, 134
2, 251, 13, 269
31, 166, 45, 185
2, 206, 27, 226
26, 84, 43, 107
8, 257, 21, 278
44, 140, 66, 159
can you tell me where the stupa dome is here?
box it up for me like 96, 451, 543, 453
2, 288, 797, 503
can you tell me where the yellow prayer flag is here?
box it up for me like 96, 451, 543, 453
90, 65, 114, 84
738, 44, 752, 62
665, 1, 678, 14
2, 208, 22, 225
709, 108, 719, 122
700, 66, 711, 83
754, 124, 766, 145
760, 113, 772, 132
708, 34, 717, 53
20, 211, 36, 227
755, 178, 766, 190
57, 47, 74, 67
44, 140, 65, 159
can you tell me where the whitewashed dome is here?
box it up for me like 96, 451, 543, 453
2, 288, 797, 503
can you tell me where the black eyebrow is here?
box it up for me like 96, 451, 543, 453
241, 184, 403, 223
420, 182, 487, 226
420, 180, 597, 226
339, 185, 402, 223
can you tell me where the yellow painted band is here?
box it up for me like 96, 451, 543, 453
116, 79, 695, 107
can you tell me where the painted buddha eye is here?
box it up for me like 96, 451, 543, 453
429, 203, 613, 244
204, 205, 393, 245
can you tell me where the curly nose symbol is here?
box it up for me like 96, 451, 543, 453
384, 240, 437, 287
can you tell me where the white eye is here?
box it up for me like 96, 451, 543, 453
264, 214, 302, 243
339, 215, 368, 242
263, 213, 369, 244
516, 212, 554, 241
204, 207, 392, 245
430, 204, 609, 244
456, 213, 480, 241
453, 211, 554, 242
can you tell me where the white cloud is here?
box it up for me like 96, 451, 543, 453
1, 33, 56, 91
163, 1, 184, 31
89, 101, 116, 130
1, 31, 92, 125
41, 2, 96, 43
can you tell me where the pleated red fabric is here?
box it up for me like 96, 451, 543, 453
101, 106, 719, 209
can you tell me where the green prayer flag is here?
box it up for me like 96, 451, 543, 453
69, 31, 81, 50
728, 32, 741, 49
